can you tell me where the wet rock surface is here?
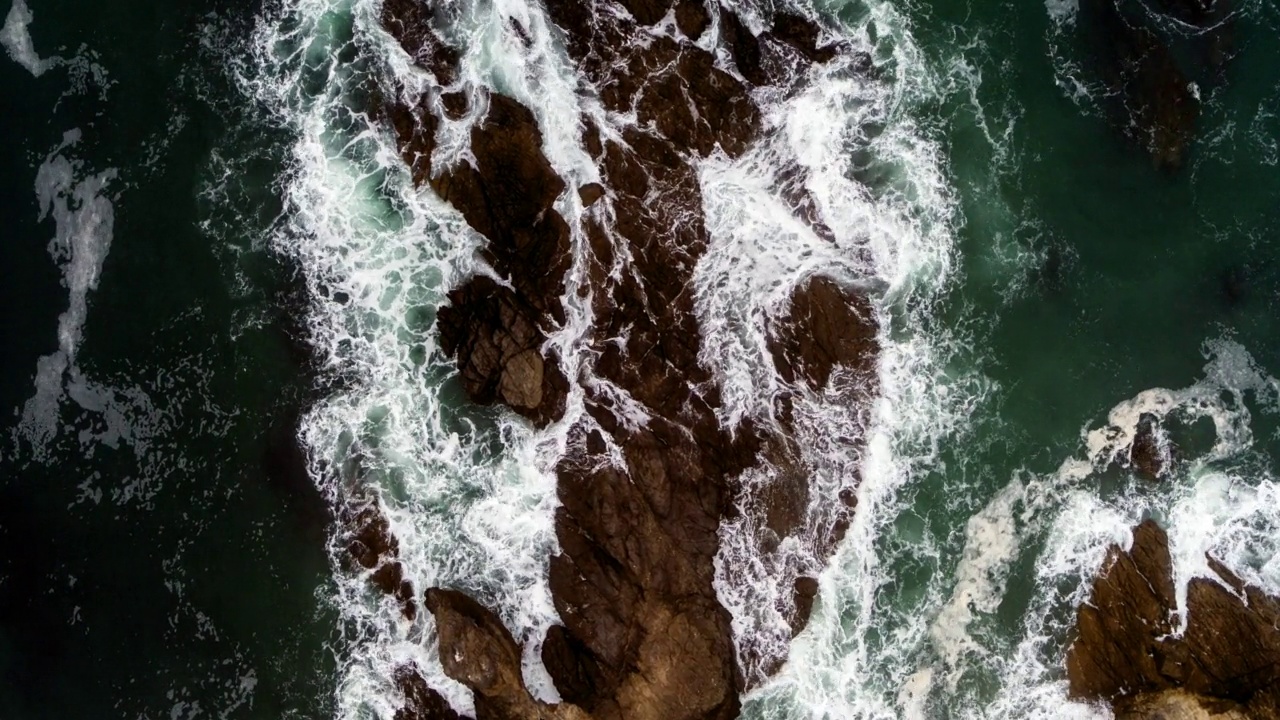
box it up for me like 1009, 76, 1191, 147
1128, 412, 1172, 481
376, 2, 878, 718
768, 275, 878, 392
425, 589, 592, 720
396, 665, 463, 720
1066, 520, 1280, 717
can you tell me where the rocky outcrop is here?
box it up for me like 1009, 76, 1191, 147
1128, 413, 1172, 481
375, 2, 878, 718
1066, 520, 1280, 718
395, 665, 463, 720
425, 589, 591, 720
768, 276, 878, 392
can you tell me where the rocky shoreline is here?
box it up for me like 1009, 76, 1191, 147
1067, 519, 1280, 719
315, 1, 1273, 718
351, 1, 881, 719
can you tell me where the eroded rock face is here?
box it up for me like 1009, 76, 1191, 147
376, 2, 879, 717
395, 664, 463, 720
1067, 520, 1280, 716
425, 589, 592, 720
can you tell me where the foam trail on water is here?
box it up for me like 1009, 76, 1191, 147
1, 0, 58, 76
14, 130, 122, 459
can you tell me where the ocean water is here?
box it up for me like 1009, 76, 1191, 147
2, 0, 1279, 718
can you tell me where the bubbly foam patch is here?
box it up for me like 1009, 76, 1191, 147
14, 129, 127, 460
1, 0, 56, 76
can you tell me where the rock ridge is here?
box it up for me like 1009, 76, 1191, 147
1067, 519, 1280, 718
368, 2, 881, 718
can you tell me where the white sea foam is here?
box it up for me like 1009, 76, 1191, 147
227, 0, 618, 714
14, 130, 127, 459
700, 1, 1006, 716
2, 0, 57, 76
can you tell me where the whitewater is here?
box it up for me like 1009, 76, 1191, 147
204, 0, 1280, 717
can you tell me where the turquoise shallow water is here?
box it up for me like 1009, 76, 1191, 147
2, 0, 1280, 717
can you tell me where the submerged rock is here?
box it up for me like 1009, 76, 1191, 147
1066, 520, 1280, 716
1129, 413, 1170, 481
1079, 0, 1237, 171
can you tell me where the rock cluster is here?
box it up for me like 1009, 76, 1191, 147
360, 1, 880, 718
1066, 520, 1280, 718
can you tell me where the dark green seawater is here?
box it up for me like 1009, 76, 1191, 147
2, 0, 1279, 717
0, 1, 336, 717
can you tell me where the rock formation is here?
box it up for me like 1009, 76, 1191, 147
370, 1, 880, 717
1128, 413, 1171, 481
1066, 519, 1280, 718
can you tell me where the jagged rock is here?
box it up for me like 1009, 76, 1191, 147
381, 0, 460, 84
1129, 413, 1168, 480
1066, 520, 1280, 716
720, 7, 841, 88
791, 576, 820, 638
425, 589, 591, 720
395, 665, 464, 720
343, 501, 419, 620
768, 275, 879, 392
386, 86, 572, 428
578, 183, 605, 208
674, 0, 710, 39
436, 278, 569, 427
378, 1, 880, 717
771, 12, 838, 63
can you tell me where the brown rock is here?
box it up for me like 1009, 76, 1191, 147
578, 183, 605, 208
1066, 520, 1280, 716
719, 8, 766, 86
376, 1, 882, 717
425, 588, 591, 720
1129, 413, 1169, 481
384, 85, 573, 428
340, 497, 419, 620
437, 277, 569, 427
674, 0, 710, 39
381, 0, 460, 84
395, 664, 464, 720
771, 12, 837, 64
791, 576, 821, 639
768, 275, 879, 391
